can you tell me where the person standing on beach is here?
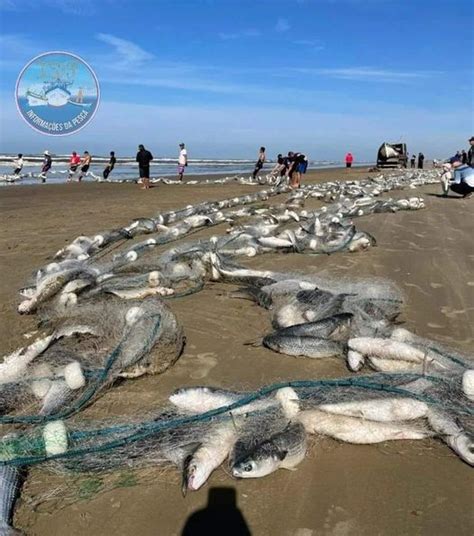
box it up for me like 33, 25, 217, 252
13, 154, 24, 176
286, 151, 307, 188
177, 143, 188, 181
103, 151, 116, 180
78, 151, 92, 182
410, 154, 416, 168
468, 136, 474, 167
40, 150, 52, 183
252, 147, 266, 180
345, 152, 354, 168
68, 151, 81, 181
417, 152, 425, 169
136, 144, 153, 189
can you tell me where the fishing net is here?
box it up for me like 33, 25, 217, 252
0, 298, 184, 425
0, 374, 471, 476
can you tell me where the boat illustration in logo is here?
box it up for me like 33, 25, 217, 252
26, 79, 91, 109
16, 51, 100, 136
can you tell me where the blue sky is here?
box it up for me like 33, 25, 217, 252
0, 0, 473, 159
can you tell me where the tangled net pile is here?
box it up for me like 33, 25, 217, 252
1, 169, 472, 533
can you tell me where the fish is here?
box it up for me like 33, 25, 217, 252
39, 380, 73, 416
169, 386, 299, 418
262, 334, 345, 359
182, 421, 238, 494
318, 398, 429, 422
0, 466, 22, 535
297, 409, 432, 444
271, 313, 353, 341
231, 422, 307, 478
426, 408, 474, 466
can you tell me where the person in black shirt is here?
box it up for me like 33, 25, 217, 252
251, 146, 266, 180
40, 150, 52, 183
468, 136, 474, 167
417, 152, 425, 169
103, 151, 116, 180
136, 144, 153, 189
286, 151, 307, 188
410, 154, 416, 168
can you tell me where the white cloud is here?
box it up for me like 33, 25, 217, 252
95, 33, 154, 66
292, 39, 325, 51
0, 0, 98, 14
294, 67, 441, 83
0, 34, 43, 71
275, 17, 290, 32
0, 0, 17, 10
1, 92, 470, 161
45, 0, 96, 14
218, 29, 261, 40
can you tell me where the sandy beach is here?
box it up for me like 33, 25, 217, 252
1, 167, 473, 536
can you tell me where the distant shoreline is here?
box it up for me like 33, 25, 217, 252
0, 165, 377, 188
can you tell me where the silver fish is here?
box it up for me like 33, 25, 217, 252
232, 422, 307, 478
263, 334, 345, 359
0, 466, 22, 535
272, 313, 353, 341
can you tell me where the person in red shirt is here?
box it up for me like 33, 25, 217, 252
345, 152, 354, 168
68, 151, 81, 181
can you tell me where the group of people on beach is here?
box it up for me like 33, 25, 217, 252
251, 148, 310, 188
135, 142, 187, 189
409, 153, 425, 169
18, 150, 116, 183
10, 137, 474, 199
66, 150, 117, 182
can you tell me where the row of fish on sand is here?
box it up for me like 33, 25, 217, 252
0, 169, 472, 534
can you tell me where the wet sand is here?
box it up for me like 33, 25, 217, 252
0, 167, 473, 535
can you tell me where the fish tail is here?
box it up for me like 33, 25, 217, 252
0, 465, 22, 533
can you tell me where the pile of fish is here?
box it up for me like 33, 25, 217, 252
0, 372, 472, 498
1, 169, 472, 534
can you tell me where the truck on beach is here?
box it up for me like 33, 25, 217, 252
376, 142, 408, 168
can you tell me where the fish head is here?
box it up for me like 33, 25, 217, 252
232, 451, 287, 479
181, 455, 209, 497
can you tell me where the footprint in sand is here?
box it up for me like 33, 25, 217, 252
440, 306, 468, 319
292, 530, 314, 536
430, 283, 443, 289
322, 505, 355, 536
427, 323, 445, 329
188, 352, 218, 379
404, 283, 431, 296
467, 282, 474, 287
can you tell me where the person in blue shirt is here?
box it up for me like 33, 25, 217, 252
450, 159, 474, 199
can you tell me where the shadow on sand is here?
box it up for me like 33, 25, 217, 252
181, 486, 251, 536
426, 193, 463, 199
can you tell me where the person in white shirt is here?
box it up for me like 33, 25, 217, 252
13, 154, 24, 176
178, 142, 188, 181
440, 163, 453, 197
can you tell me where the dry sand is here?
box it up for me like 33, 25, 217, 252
0, 167, 473, 536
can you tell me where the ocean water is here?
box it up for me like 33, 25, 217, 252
0, 154, 367, 186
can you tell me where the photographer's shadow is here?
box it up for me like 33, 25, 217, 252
181, 486, 251, 536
